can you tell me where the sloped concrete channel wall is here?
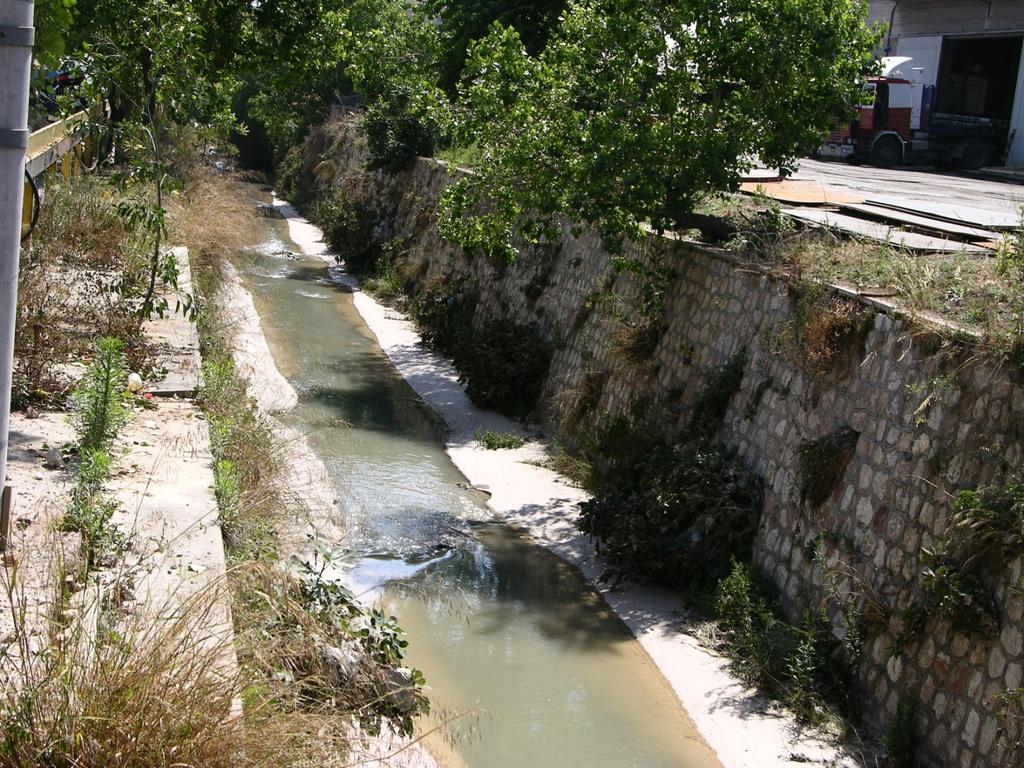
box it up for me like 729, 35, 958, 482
301, 122, 1024, 768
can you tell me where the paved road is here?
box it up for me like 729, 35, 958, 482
789, 158, 1024, 218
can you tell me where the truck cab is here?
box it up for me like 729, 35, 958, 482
818, 56, 1008, 169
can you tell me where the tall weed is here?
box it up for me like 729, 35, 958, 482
72, 337, 129, 452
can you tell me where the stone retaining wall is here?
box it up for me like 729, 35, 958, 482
300, 118, 1024, 768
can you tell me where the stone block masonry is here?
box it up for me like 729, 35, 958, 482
303, 118, 1024, 768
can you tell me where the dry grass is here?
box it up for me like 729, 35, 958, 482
167, 170, 263, 263
0, 563, 406, 768
766, 282, 869, 378
15, 175, 150, 406
0, 570, 285, 767
693, 191, 1024, 359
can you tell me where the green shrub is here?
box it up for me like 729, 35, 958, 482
73, 337, 129, 452
406, 278, 476, 355
715, 561, 851, 722
294, 545, 429, 737
576, 407, 656, 491
61, 449, 123, 569
474, 429, 525, 450
406, 280, 550, 419
275, 145, 316, 211
360, 240, 409, 305
453, 320, 552, 420
363, 88, 439, 174
312, 185, 381, 274
883, 701, 918, 768
690, 349, 747, 435
578, 441, 761, 590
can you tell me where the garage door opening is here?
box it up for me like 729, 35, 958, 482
936, 36, 1022, 120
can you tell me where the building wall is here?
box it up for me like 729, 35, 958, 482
309, 119, 1024, 768
872, 0, 1024, 42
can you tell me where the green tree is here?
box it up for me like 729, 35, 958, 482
243, 0, 354, 153
64, 0, 241, 317
33, 0, 77, 69
424, 0, 568, 91
343, 2, 449, 171
439, 0, 882, 260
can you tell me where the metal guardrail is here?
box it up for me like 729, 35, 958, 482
21, 102, 108, 239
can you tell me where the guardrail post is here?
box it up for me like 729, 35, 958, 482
20, 174, 31, 242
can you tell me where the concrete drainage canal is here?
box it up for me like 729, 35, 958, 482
236, 207, 722, 768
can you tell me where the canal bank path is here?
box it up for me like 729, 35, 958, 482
220, 193, 866, 768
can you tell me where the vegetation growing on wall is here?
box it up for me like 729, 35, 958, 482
455, 320, 552, 420
579, 441, 762, 591
689, 350, 748, 436
798, 426, 861, 508
901, 472, 1024, 641
769, 283, 872, 378
609, 260, 673, 366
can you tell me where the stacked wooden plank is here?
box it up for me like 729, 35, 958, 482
742, 179, 1012, 253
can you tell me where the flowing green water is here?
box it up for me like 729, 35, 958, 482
236, 219, 721, 768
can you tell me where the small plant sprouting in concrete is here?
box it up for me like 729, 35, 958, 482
73, 337, 130, 453
60, 337, 131, 569
474, 429, 525, 450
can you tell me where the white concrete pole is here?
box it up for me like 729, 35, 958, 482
0, 0, 35, 498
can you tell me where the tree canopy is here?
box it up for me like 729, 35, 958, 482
439, 0, 882, 258
31, 0, 882, 260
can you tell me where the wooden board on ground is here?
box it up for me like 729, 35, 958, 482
839, 203, 1000, 242
781, 208, 990, 253
867, 196, 1021, 231
740, 179, 865, 206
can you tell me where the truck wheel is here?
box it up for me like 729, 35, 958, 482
959, 141, 991, 171
870, 136, 903, 168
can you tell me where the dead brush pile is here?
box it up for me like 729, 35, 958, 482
15, 176, 150, 408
